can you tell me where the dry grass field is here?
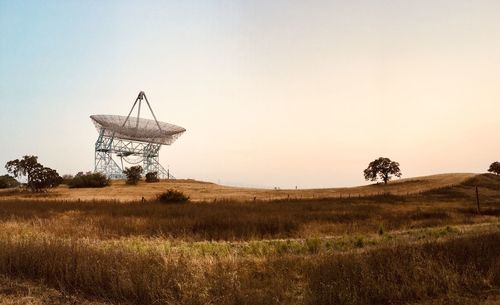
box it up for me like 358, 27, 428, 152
0, 173, 475, 202
0, 173, 498, 305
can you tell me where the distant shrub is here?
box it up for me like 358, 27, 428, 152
354, 237, 364, 248
306, 238, 322, 253
68, 172, 110, 188
157, 189, 189, 204
145, 172, 160, 183
0, 175, 19, 189
61, 174, 74, 185
124, 166, 143, 185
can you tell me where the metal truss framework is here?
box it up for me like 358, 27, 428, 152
93, 91, 181, 180
95, 131, 173, 179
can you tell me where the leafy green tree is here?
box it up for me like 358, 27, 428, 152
488, 161, 500, 175
364, 157, 402, 185
123, 166, 143, 185
5, 156, 39, 186
5, 155, 61, 192
29, 166, 62, 192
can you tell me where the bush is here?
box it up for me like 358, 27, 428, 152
68, 172, 110, 188
145, 172, 160, 183
378, 225, 385, 235
157, 189, 189, 204
0, 175, 19, 189
124, 166, 143, 185
61, 174, 74, 185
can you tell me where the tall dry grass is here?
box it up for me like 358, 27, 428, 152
0, 177, 498, 304
0, 232, 497, 305
0, 196, 497, 241
308, 232, 500, 305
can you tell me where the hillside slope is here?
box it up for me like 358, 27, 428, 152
0, 173, 479, 202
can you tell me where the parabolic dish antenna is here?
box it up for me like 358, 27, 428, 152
90, 115, 185, 145
90, 91, 185, 179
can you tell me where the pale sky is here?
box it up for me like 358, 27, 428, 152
1, 0, 499, 188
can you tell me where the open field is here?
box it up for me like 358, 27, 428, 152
0, 173, 498, 304
0, 173, 475, 202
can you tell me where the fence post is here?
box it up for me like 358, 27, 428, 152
475, 186, 481, 214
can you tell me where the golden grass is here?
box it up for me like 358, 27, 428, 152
0, 195, 497, 241
0, 275, 107, 305
0, 173, 498, 304
308, 232, 500, 305
0, 173, 475, 202
0, 229, 497, 305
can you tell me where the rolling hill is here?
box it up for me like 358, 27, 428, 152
0, 173, 482, 202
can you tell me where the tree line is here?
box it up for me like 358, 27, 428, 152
1, 155, 161, 191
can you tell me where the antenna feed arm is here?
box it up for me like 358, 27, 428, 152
138, 91, 145, 100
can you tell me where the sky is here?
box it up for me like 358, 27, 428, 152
1, 0, 499, 188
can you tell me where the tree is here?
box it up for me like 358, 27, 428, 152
5, 156, 39, 186
488, 162, 500, 175
29, 166, 62, 192
364, 157, 402, 185
145, 171, 160, 183
5, 155, 61, 192
123, 166, 143, 185
0, 175, 19, 189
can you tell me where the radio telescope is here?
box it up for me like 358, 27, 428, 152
90, 91, 185, 179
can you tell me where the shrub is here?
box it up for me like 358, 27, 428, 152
68, 172, 110, 188
354, 237, 364, 248
157, 189, 189, 204
0, 175, 19, 189
378, 225, 385, 236
124, 166, 143, 185
145, 172, 160, 183
61, 174, 74, 185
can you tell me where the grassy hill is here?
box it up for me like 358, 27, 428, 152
0, 172, 486, 202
